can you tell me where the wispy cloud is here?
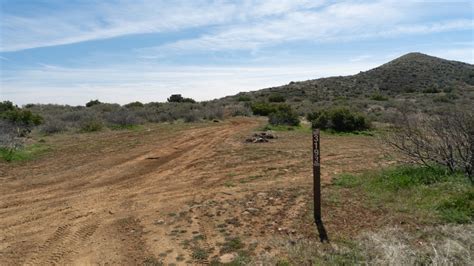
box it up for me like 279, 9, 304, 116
141, 3, 471, 56
1, 61, 380, 105
0, 0, 325, 52
3, 1, 471, 53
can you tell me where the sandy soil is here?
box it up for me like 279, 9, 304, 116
0, 117, 392, 265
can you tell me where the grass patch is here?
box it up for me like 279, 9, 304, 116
220, 237, 245, 254
191, 247, 209, 261
143, 257, 164, 266
239, 175, 263, 184
224, 180, 235, 187
321, 129, 374, 136
0, 143, 51, 162
109, 124, 143, 131
261, 124, 311, 133
333, 165, 473, 224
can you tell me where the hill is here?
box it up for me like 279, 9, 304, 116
224, 53, 474, 120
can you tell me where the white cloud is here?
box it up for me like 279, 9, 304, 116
2, 1, 471, 52
140, 2, 471, 56
0, 0, 326, 52
1, 61, 380, 105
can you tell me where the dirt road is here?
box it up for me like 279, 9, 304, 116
0, 118, 390, 264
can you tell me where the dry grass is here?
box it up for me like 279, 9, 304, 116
359, 224, 473, 265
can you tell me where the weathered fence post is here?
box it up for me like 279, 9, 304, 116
313, 128, 329, 242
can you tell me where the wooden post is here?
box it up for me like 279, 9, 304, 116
312, 129, 321, 221
313, 128, 328, 242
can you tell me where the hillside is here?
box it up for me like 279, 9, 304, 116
225, 53, 474, 119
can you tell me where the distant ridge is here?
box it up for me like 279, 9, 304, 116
226, 53, 474, 101
223, 52, 474, 115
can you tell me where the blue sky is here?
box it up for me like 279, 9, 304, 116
0, 0, 473, 105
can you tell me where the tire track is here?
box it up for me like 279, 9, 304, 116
25, 220, 100, 265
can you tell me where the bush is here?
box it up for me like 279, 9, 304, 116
422, 87, 440, 93
40, 119, 67, 135
184, 112, 199, 123
268, 94, 286, 103
86, 99, 101, 107
251, 102, 277, 116
167, 94, 196, 103
237, 95, 251, 102
308, 108, 370, 132
80, 119, 103, 132
0, 120, 24, 158
124, 101, 144, 108
0, 101, 16, 112
1, 109, 43, 126
269, 108, 300, 126
370, 93, 389, 101
384, 109, 474, 180
104, 108, 142, 127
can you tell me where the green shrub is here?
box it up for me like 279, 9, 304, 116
80, 119, 103, 132
268, 94, 286, 102
1, 109, 43, 126
0, 143, 50, 162
167, 94, 196, 103
370, 93, 389, 101
422, 87, 440, 93
124, 101, 144, 108
85, 99, 101, 107
0, 101, 16, 112
268, 108, 300, 126
308, 108, 369, 132
237, 95, 252, 102
251, 102, 278, 116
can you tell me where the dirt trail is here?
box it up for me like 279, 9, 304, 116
0, 118, 390, 264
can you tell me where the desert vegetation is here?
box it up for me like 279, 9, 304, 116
20, 96, 249, 135
1, 53, 473, 265
307, 107, 370, 132
384, 108, 474, 181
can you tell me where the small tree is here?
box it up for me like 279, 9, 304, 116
384, 109, 473, 182
167, 94, 196, 103
0, 101, 16, 112
168, 94, 184, 103
86, 99, 101, 107
268, 94, 285, 103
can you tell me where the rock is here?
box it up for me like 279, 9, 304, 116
154, 219, 165, 225
257, 192, 267, 198
108, 210, 115, 215
220, 253, 237, 263
245, 207, 260, 214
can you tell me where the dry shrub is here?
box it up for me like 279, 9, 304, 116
0, 120, 24, 153
384, 108, 474, 181
104, 108, 143, 127
359, 224, 473, 265
39, 118, 67, 135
